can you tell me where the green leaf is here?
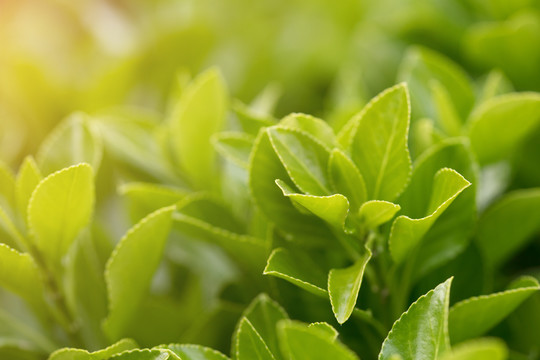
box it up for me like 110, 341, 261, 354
409, 118, 444, 159
389, 168, 470, 263
268, 127, 331, 195
478, 70, 513, 104
234, 318, 275, 360
430, 81, 462, 137
328, 248, 372, 324
64, 232, 108, 349
275, 179, 349, 229
468, 93, 540, 165
349, 83, 411, 201
307, 323, 338, 340
170, 68, 227, 189
464, 12, 540, 91
439, 338, 507, 360
358, 200, 400, 229
107, 349, 180, 360
234, 294, 288, 360
379, 278, 452, 360
233, 101, 276, 136
249, 130, 332, 243
48, 339, 138, 360
449, 276, 540, 344
250, 84, 281, 116
476, 188, 540, 269
278, 320, 359, 360
398, 47, 474, 124
165, 344, 229, 360
0, 161, 15, 212
93, 109, 176, 183
279, 114, 337, 149
0, 306, 55, 353
212, 132, 254, 169
119, 182, 186, 223
28, 163, 94, 271
37, 113, 103, 175
173, 196, 266, 271
0, 244, 45, 310
264, 248, 327, 297
15, 156, 41, 226
328, 149, 367, 211
0, 206, 26, 250
103, 206, 175, 341
397, 139, 477, 279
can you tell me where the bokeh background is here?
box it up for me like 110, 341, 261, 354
2, 0, 540, 167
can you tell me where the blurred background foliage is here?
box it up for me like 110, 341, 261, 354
2, 0, 540, 167
1, 0, 540, 359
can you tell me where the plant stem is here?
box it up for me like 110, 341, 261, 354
29, 244, 84, 347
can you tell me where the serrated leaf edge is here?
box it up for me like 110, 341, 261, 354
103, 205, 176, 328
161, 343, 230, 360
267, 126, 332, 195
234, 318, 276, 360
378, 277, 453, 360
48, 338, 137, 359
275, 179, 350, 229
263, 248, 328, 296
348, 83, 412, 201
388, 168, 471, 262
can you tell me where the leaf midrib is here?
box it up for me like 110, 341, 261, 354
372, 95, 405, 200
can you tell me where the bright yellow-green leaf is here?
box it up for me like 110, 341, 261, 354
349, 83, 411, 201
233, 294, 288, 360
37, 113, 103, 175
103, 206, 175, 341
93, 109, 176, 183
307, 323, 338, 340
389, 168, 470, 263
468, 93, 540, 165
398, 47, 474, 123
174, 196, 266, 271
28, 163, 95, 270
276, 179, 349, 229
0, 160, 15, 212
249, 130, 332, 243
478, 70, 513, 104
15, 156, 42, 226
379, 278, 452, 360
105, 349, 180, 360
358, 200, 400, 229
328, 149, 367, 211
165, 344, 230, 360
48, 338, 138, 360
170, 68, 227, 190
119, 182, 186, 223
278, 320, 358, 360
279, 114, 336, 149
328, 248, 372, 324
212, 132, 254, 169
268, 127, 331, 195
235, 318, 276, 360
0, 244, 44, 309
431, 81, 462, 137
264, 248, 327, 297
